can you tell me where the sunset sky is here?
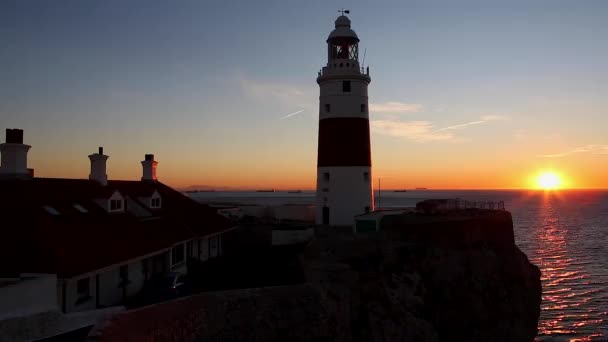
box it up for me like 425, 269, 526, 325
2, 0, 607, 190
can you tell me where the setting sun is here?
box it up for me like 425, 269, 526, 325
536, 171, 562, 190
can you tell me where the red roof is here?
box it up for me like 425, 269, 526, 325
0, 178, 234, 278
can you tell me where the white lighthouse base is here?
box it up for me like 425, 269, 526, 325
315, 166, 374, 226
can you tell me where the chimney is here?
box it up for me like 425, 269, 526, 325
0, 128, 32, 179
141, 154, 158, 182
89, 147, 108, 186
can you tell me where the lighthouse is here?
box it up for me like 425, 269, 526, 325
316, 14, 374, 226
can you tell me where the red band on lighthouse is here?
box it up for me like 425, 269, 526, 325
317, 117, 371, 167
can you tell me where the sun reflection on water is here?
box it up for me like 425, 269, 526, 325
530, 192, 607, 341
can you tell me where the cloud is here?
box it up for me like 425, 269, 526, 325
480, 115, 510, 121
435, 120, 485, 132
371, 120, 453, 142
435, 114, 509, 132
372, 114, 509, 142
541, 145, 608, 158
240, 78, 315, 110
369, 102, 422, 113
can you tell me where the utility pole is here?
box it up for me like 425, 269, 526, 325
377, 177, 381, 208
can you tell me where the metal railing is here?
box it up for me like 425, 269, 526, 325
441, 199, 505, 211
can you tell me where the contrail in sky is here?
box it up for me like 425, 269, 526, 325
280, 109, 305, 120
435, 120, 485, 132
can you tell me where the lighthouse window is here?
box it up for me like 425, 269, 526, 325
363, 172, 369, 181
325, 104, 331, 113
323, 172, 330, 181
361, 104, 366, 113
342, 81, 351, 92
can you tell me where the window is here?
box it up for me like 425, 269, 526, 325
210, 236, 218, 257
187, 240, 193, 257
325, 104, 331, 113
110, 199, 123, 211
142, 259, 149, 280
150, 197, 161, 208
76, 277, 90, 302
322, 188, 330, 192
323, 172, 330, 181
365, 206, 371, 213
361, 104, 366, 113
363, 172, 370, 182
342, 80, 351, 92
171, 244, 185, 266
119, 265, 130, 287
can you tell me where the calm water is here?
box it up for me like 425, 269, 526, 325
191, 190, 608, 341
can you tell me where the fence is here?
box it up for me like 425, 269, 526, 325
443, 199, 505, 211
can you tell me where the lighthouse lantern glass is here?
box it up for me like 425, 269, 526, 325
330, 38, 358, 61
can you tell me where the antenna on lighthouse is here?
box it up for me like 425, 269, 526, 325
339, 9, 350, 15
362, 48, 367, 68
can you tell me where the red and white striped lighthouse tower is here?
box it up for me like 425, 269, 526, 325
316, 13, 374, 226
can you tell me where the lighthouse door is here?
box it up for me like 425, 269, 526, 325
322, 206, 330, 225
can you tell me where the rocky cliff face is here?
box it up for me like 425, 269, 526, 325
302, 210, 542, 342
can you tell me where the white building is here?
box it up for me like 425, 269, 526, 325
0, 129, 235, 314
316, 14, 374, 226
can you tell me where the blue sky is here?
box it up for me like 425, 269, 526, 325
1, 0, 607, 188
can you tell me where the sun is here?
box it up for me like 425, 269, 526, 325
536, 171, 561, 190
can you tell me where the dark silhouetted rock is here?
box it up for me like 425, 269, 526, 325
302, 210, 541, 342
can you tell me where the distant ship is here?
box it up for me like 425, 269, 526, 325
393, 189, 408, 193
256, 189, 275, 193
415, 187, 428, 190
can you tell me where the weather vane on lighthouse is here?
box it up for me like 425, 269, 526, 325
339, 9, 350, 15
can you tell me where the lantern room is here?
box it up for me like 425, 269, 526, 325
327, 15, 359, 62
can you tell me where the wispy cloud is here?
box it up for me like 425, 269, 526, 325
369, 102, 422, 113
371, 114, 509, 142
435, 120, 485, 132
371, 120, 453, 142
435, 115, 508, 132
480, 115, 510, 121
541, 145, 608, 158
240, 78, 315, 110
279, 109, 305, 120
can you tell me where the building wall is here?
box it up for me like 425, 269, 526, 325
60, 235, 227, 313
198, 237, 209, 262
316, 166, 374, 225
0, 274, 57, 320
63, 276, 97, 313
63, 256, 158, 313
97, 259, 145, 307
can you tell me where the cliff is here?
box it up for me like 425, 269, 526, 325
303, 209, 541, 342
90, 210, 541, 342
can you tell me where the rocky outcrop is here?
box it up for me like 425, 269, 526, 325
303, 210, 541, 342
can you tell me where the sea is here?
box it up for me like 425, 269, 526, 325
190, 190, 608, 341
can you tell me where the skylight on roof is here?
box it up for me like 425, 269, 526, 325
73, 203, 88, 213
43, 206, 60, 216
